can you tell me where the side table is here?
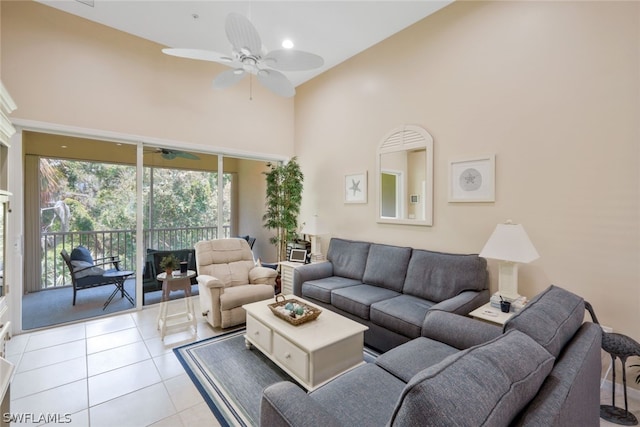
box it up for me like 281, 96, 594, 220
469, 302, 514, 326
279, 261, 304, 295
156, 270, 197, 340
102, 270, 135, 310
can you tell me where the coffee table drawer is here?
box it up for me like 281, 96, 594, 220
246, 315, 272, 353
273, 333, 309, 381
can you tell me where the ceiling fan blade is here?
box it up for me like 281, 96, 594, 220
175, 151, 200, 160
161, 151, 177, 160
257, 69, 295, 98
162, 48, 234, 65
213, 69, 247, 90
226, 13, 262, 55
264, 49, 324, 71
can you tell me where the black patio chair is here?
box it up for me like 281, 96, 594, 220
61, 246, 123, 305
142, 248, 197, 305
238, 235, 256, 250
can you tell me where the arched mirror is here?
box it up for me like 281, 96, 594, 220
377, 125, 433, 226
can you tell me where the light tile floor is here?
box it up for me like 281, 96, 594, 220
5, 299, 640, 427
6, 298, 224, 427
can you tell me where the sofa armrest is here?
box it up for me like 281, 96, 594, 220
261, 382, 341, 427
292, 262, 334, 296
196, 274, 225, 289
429, 289, 490, 315
421, 310, 502, 350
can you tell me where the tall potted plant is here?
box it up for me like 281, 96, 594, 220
263, 157, 304, 262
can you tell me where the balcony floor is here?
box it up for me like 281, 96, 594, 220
22, 279, 198, 331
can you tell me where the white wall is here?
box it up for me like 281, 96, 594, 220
296, 1, 640, 340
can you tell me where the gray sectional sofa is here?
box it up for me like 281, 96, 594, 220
293, 238, 490, 352
261, 285, 602, 426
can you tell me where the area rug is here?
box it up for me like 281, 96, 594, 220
174, 329, 378, 427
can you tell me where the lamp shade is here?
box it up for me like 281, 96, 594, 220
479, 221, 539, 264
300, 215, 327, 235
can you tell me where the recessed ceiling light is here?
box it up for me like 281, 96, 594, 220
281, 39, 294, 49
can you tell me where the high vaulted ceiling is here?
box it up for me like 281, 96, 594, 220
35, 1, 453, 87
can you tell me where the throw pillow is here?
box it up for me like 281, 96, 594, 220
389, 330, 555, 427
70, 246, 94, 264
70, 260, 105, 279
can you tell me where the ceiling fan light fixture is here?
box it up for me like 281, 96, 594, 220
164, 12, 323, 98
282, 39, 294, 49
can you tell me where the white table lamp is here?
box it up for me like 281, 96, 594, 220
300, 215, 328, 262
479, 220, 539, 301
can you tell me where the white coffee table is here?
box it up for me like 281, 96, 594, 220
243, 295, 368, 391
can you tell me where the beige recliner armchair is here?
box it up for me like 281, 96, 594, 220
195, 238, 277, 329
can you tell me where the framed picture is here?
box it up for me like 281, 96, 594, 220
344, 172, 367, 204
448, 155, 495, 202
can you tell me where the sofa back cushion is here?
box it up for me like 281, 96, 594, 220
362, 244, 412, 292
504, 285, 585, 358
389, 330, 555, 427
402, 250, 488, 302
327, 238, 371, 281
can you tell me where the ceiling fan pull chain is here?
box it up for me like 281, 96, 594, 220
249, 74, 253, 101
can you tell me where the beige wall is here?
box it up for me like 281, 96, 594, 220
296, 1, 640, 339
1, 1, 294, 157
1, 0, 287, 286
2, 0, 639, 342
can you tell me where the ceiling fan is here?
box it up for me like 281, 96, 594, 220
149, 148, 200, 161
162, 13, 324, 98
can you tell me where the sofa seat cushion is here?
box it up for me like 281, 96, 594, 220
504, 285, 585, 358
331, 285, 400, 320
362, 244, 412, 292
310, 363, 405, 426
389, 330, 555, 427
301, 276, 361, 303
375, 337, 458, 383
219, 284, 274, 311
370, 294, 434, 339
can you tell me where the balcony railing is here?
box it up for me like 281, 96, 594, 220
40, 225, 230, 291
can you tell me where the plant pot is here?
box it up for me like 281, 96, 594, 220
165, 268, 173, 276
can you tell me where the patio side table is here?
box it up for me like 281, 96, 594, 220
102, 270, 135, 310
